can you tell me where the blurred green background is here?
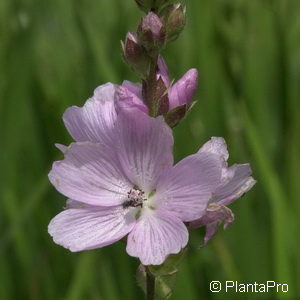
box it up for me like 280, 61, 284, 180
1, 0, 300, 299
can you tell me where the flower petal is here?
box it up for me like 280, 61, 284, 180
121, 81, 143, 99
199, 138, 256, 204
63, 83, 117, 143
114, 109, 174, 192
156, 152, 223, 222
48, 142, 132, 206
126, 209, 188, 265
48, 204, 136, 251
190, 204, 235, 247
116, 81, 148, 113
198, 137, 229, 162
214, 164, 256, 206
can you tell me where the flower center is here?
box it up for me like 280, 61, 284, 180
123, 188, 147, 208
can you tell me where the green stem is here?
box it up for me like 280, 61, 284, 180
146, 267, 155, 300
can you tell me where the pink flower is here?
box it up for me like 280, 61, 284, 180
48, 85, 223, 265
189, 137, 256, 247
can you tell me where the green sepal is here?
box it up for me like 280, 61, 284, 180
165, 100, 198, 127
164, 104, 186, 127
136, 249, 187, 299
136, 264, 147, 294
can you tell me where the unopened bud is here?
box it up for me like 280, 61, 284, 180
161, 3, 186, 42
168, 68, 198, 109
157, 55, 170, 86
138, 12, 166, 54
135, 0, 171, 13
122, 32, 150, 77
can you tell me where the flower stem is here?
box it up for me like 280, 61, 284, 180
146, 267, 155, 300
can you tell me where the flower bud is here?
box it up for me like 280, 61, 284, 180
168, 68, 198, 110
135, 0, 171, 13
138, 12, 166, 54
161, 3, 186, 42
122, 32, 150, 77
157, 55, 170, 86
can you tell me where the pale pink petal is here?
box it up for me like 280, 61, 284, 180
198, 137, 229, 162
48, 205, 136, 251
48, 142, 132, 206
190, 204, 234, 247
199, 138, 255, 204
214, 164, 256, 206
63, 83, 117, 143
114, 109, 174, 192
126, 209, 188, 265
155, 152, 222, 222
200, 223, 219, 247
66, 199, 90, 209
116, 81, 148, 113
121, 81, 143, 99
168, 69, 198, 109
190, 203, 234, 227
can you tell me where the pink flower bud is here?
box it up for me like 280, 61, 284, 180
122, 32, 150, 77
168, 68, 198, 110
138, 12, 165, 53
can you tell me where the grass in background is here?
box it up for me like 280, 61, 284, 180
0, 0, 299, 299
